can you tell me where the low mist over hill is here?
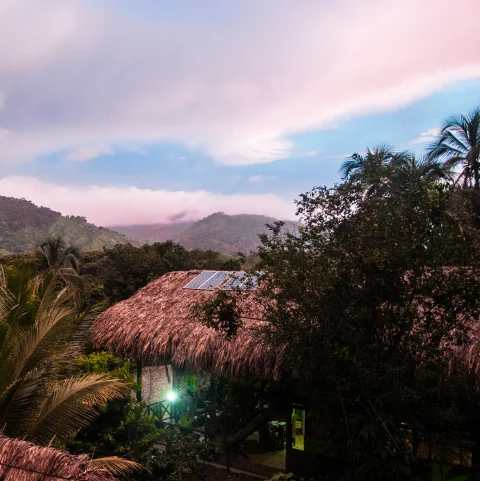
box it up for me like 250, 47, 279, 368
0, 196, 135, 253
110, 212, 297, 254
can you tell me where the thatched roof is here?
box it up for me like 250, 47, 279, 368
0, 434, 116, 481
90, 271, 284, 379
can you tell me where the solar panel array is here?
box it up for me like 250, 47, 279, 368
222, 271, 246, 290
222, 271, 263, 291
183, 271, 217, 289
200, 271, 231, 290
183, 271, 232, 290
184, 270, 264, 291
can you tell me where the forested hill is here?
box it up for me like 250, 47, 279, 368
0, 196, 135, 253
110, 212, 297, 254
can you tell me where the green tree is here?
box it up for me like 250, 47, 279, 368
427, 107, 480, 189
0, 267, 128, 447
201, 167, 480, 479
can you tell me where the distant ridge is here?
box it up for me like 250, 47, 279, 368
0, 196, 136, 253
110, 212, 297, 255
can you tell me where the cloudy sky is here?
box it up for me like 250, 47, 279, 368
1, 0, 479, 225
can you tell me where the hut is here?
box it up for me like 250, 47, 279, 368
89, 270, 303, 473
0, 434, 117, 481
89, 270, 285, 386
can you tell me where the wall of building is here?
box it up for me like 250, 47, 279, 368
133, 364, 173, 404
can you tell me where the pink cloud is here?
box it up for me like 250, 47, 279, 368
0, 176, 296, 225
0, 0, 478, 165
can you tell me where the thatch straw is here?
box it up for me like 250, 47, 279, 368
0, 434, 116, 481
89, 271, 284, 380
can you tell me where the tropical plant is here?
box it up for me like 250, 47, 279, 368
340, 145, 447, 198
71, 352, 202, 481
36, 236, 80, 272
0, 266, 128, 447
340, 145, 410, 186
427, 107, 480, 189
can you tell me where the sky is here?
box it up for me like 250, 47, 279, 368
0, 0, 479, 226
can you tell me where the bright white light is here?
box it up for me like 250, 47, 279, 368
166, 391, 177, 402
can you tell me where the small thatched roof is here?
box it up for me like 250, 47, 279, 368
0, 434, 116, 481
90, 271, 284, 379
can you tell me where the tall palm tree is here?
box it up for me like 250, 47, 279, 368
426, 108, 480, 189
0, 267, 128, 446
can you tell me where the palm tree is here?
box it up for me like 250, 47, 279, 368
36, 236, 80, 270
426, 108, 480, 189
340, 145, 444, 197
0, 266, 128, 446
340, 145, 412, 195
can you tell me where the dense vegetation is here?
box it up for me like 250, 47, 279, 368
0, 196, 135, 253
200, 110, 480, 480
0, 239, 236, 480
0, 196, 61, 230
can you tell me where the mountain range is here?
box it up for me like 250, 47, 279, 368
110, 212, 297, 255
0, 196, 296, 255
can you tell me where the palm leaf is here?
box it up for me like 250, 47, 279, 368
88, 457, 143, 476
29, 374, 128, 445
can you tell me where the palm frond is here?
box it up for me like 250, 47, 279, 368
0, 369, 48, 438
29, 374, 128, 445
340, 154, 364, 179
88, 457, 143, 476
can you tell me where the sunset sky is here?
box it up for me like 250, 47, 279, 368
1, 0, 479, 225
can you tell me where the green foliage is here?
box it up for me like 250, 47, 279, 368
195, 290, 243, 340
178, 414, 194, 427
70, 398, 202, 481
99, 241, 225, 302
201, 154, 480, 479
77, 352, 132, 380
73, 351, 202, 480
0, 267, 127, 447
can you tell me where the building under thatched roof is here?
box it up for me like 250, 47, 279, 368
90, 270, 284, 380
0, 434, 116, 481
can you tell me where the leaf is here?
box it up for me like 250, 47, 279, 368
88, 456, 143, 475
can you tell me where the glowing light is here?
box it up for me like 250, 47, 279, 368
166, 391, 177, 402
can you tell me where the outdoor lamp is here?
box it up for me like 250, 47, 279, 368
166, 390, 177, 402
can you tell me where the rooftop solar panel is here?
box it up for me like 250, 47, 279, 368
222, 271, 246, 290
222, 271, 264, 291
200, 271, 232, 290
183, 271, 216, 289
184, 271, 234, 290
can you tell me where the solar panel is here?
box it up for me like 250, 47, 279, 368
200, 271, 232, 290
183, 271, 233, 290
222, 271, 246, 290
183, 271, 216, 289
222, 271, 264, 291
